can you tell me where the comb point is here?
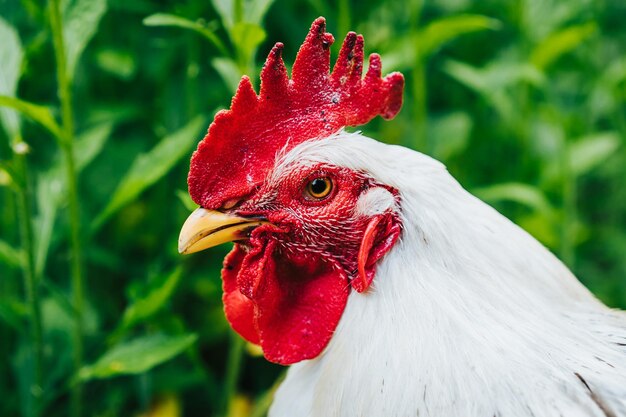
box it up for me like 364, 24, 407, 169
348, 35, 365, 81
381, 72, 404, 119
292, 17, 334, 88
260, 43, 289, 100
230, 76, 258, 114
365, 53, 382, 80
332, 32, 358, 83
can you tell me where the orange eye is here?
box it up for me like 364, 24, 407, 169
305, 177, 333, 199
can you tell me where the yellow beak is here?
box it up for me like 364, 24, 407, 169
178, 208, 268, 254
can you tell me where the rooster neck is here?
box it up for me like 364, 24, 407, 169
270, 228, 626, 416
267, 132, 626, 417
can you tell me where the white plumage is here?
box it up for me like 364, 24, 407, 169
268, 130, 626, 417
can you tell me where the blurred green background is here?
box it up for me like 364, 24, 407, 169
0, 0, 625, 416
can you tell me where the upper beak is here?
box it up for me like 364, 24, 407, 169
178, 207, 268, 254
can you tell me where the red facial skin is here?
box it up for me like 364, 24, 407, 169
221, 165, 401, 365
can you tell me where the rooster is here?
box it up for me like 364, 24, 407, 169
178, 17, 626, 417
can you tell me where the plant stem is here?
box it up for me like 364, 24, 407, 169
412, 61, 427, 151
221, 332, 245, 417
338, 0, 351, 41
48, 1, 84, 416
14, 144, 44, 416
186, 0, 200, 120
561, 138, 576, 268
411, 1, 427, 151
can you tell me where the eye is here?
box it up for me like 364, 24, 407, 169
305, 177, 333, 200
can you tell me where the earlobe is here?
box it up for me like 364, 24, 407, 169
352, 213, 401, 293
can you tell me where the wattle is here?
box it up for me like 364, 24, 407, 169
221, 239, 350, 365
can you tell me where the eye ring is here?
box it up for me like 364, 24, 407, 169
305, 177, 333, 200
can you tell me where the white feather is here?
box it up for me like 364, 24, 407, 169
355, 187, 397, 217
267, 131, 626, 417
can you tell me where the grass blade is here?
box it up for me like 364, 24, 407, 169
79, 333, 198, 381
0, 96, 63, 142
93, 115, 207, 230
0, 16, 23, 139
143, 13, 228, 56
33, 122, 113, 277
0, 239, 25, 269
62, 0, 108, 80
473, 182, 555, 215
114, 267, 184, 338
531, 23, 596, 70
418, 14, 500, 58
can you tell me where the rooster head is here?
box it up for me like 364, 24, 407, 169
179, 17, 404, 364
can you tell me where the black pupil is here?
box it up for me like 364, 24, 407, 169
310, 178, 328, 195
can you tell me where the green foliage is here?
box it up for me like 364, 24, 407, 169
79, 333, 198, 380
62, 0, 108, 80
383, 15, 501, 71
0, 96, 63, 142
0, 0, 625, 416
0, 239, 24, 269
0, 16, 23, 139
143, 14, 228, 55
530, 23, 596, 70
93, 115, 207, 229
114, 267, 184, 337
474, 182, 555, 216
420, 15, 501, 55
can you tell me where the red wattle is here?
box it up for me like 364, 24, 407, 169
222, 246, 259, 344
222, 240, 350, 365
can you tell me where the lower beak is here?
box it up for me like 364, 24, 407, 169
178, 208, 268, 254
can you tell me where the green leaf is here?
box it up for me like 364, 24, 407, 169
40, 293, 99, 336
34, 122, 113, 276
441, 60, 514, 121
143, 14, 228, 56
568, 132, 621, 177
74, 121, 114, 171
0, 299, 28, 331
443, 60, 544, 93
34, 173, 63, 277
442, 59, 544, 124
119, 267, 183, 332
382, 15, 499, 71
95, 48, 137, 80
212, 57, 242, 93
517, 212, 559, 249
176, 189, 197, 211
541, 132, 621, 185
0, 95, 63, 141
418, 14, 500, 59
243, 0, 276, 26
79, 333, 198, 380
231, 22, 266, 63
63, 0, 108, 80
0, 163, 14, 188
530, 23, 596, 70
0, 239, 24, 268
428, 112, 472, 161
211, 0, 234, 29
93, 115, 207, 229
0, 16, 24, 140
473, 182, 555, 215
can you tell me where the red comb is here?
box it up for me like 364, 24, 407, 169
188, 17, 404, 209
